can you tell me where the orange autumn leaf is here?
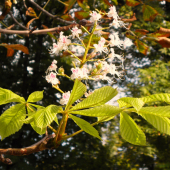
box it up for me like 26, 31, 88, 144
157, 37, 170, 48
2, 44, 29, 57
0, 1, 12, 21
26, 7, 37, 17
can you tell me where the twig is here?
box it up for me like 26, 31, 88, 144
28, 0, 74, 25
9, 11, 28, 30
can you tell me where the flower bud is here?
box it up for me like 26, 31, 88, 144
96, 63, 103, 70
58, 67, 64, 75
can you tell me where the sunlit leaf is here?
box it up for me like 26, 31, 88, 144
120, 112, 146, 145
65, 79, 86, 110
0, 104, 26, 140
70, 104, 123, 117
138, 110, 170, 135
142, 5, 158, 22
141, 93, 170, 103
34, 105, 63, 128
138, 106, 170, 118
27, 91, 44, 103
0, 88, 25, 105
118, 97, 144, 111
70, 86, 118, 111
69, 114, 101, 139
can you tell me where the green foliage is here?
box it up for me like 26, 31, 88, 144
69, 114, 101, 140
66, 79, 86, 110
70, 104, 123, 117
70, 86, 118, 111
34, 105, 62, 129
0, 104, 26, 140
120, 112, 146, 145
27, 91, 44, 103
0, 88, 25, 105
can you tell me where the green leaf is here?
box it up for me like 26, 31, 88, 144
97, 115, 116, 122
69, 114, 101, 140
120, 112, 146, 145
66, 79, 86, 110
0, 104, 26, 140
142, 5, 158, 22
137, 106, 170, 118
0, 88, 25, 105
34, 105, 63, 128
31, 122, 46, 135
22, 116, 34, 124
138, 110, 170, 135
118, 97, 144, 111
70, 86, 118, 111
70, 104, 123, 117
141, 93, 170, 103
27, 91, 44, 103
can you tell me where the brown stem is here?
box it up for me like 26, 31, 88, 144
9, 11, 28, 30
0, 23, 78, 35
0, 134, 56, 164
28, 0, 74, 25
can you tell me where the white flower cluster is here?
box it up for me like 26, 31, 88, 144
46, 5, 129, 105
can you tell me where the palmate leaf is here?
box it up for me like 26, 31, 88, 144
138, 111, 170, 135
70, 104, 123, 117
69, 114, 101, 140
70, 86, 118, 111
0, 88, 25, 105
34, 105, 63, 128
65, 79, 86, 110
26, 104, 46, 135
0, 104, 26, 140
137, 106, 170, 118
141, 93, 170, 103
120, 112, 146, 145
118, 97, 144, 111
31, 122, 46, 135
27, 91, 44, 103
134, 107, 170, 135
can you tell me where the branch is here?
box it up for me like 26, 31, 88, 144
0, 134, 56, 165
9, 11, 28, 30
28, 0, 74, 25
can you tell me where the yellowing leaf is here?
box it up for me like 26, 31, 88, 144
64, 0, 76, 14
77, 0, 90, 11
61, 14, 74, 21
75, 10, 90, 20
142, 5, 158, 22
134, 39, 149, 55
126, 0, 140, 6
26, 7, 37, 17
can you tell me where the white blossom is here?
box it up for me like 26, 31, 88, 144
107, 6, 118, 20
90, 11, 102, 22
71, 26, 82, 38
59, 91, 71, 105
